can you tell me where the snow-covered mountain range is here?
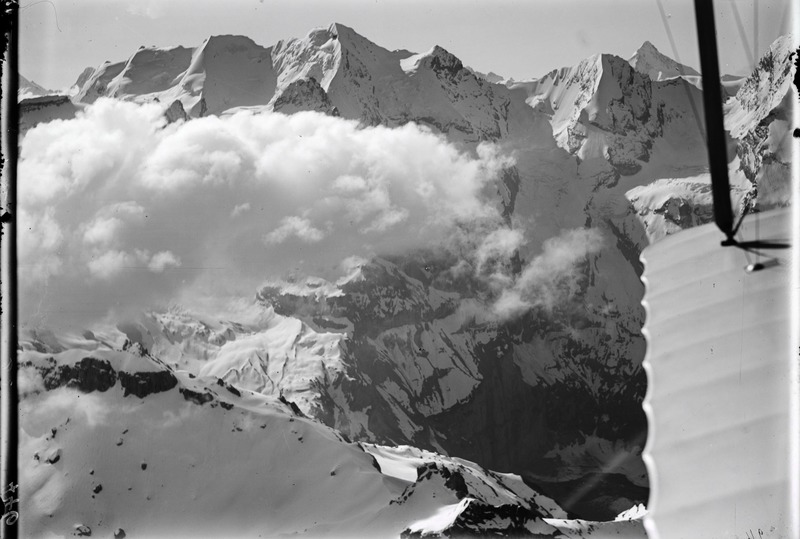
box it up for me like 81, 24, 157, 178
18, 23, 795, 536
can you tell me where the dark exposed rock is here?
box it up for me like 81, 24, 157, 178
525, 473, 648, 522
443, 469, 468, 500
278, 395, 306, 417
45, 449, 61, 464
164, 99, 189, 123
118, 370, 178, 398
401, 498, 558, 538
215, 378, 242, 397
19, 95, 78, 134
42, 358, 117, 393
272, 77, 340, 116
179, 387, 214, 405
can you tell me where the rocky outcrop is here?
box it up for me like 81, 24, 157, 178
118, 370, 178, 398
164, 99, 189, 123
20, 95, 79, 133
39, 357, 117, 393
29, 356, 177, 399
271, 77, 339, 116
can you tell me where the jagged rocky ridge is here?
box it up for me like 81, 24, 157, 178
19, 25, 796, 526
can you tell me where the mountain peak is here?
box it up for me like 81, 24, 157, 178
638, 40, 658, 52
302, 22, 360, 47
425, 45, 465, 73
202, 34, 263, 53
328, 22, 355, 35
628, 39, 699, 80
20, 74, 53, 98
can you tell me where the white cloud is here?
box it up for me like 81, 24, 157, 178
87, 250, 139, 280
20, 99, 164, 204
19, 208, 63, 282
82, 202, 147, 246
231, 203, 251, 218
148, 251, 182, 273
19, 99, 520, 328
474, 227, 525, 278
264, 216, 326, 244
83, 217, 124, 246
489, 228, 605, 320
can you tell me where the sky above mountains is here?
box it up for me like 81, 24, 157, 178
21, 0, 792, 91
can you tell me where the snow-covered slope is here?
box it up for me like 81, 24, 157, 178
18, 330, 645, 537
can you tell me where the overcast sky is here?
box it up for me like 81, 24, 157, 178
21, 0, 793, 91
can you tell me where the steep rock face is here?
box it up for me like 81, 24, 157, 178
724, 34, 796, 209
524, 52, 710, 177
272, 77, 339, 116
163, 99, 189, 123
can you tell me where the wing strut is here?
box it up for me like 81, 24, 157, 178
693, 0, 736, 244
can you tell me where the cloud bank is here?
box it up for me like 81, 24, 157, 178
20, 99, 601, 329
